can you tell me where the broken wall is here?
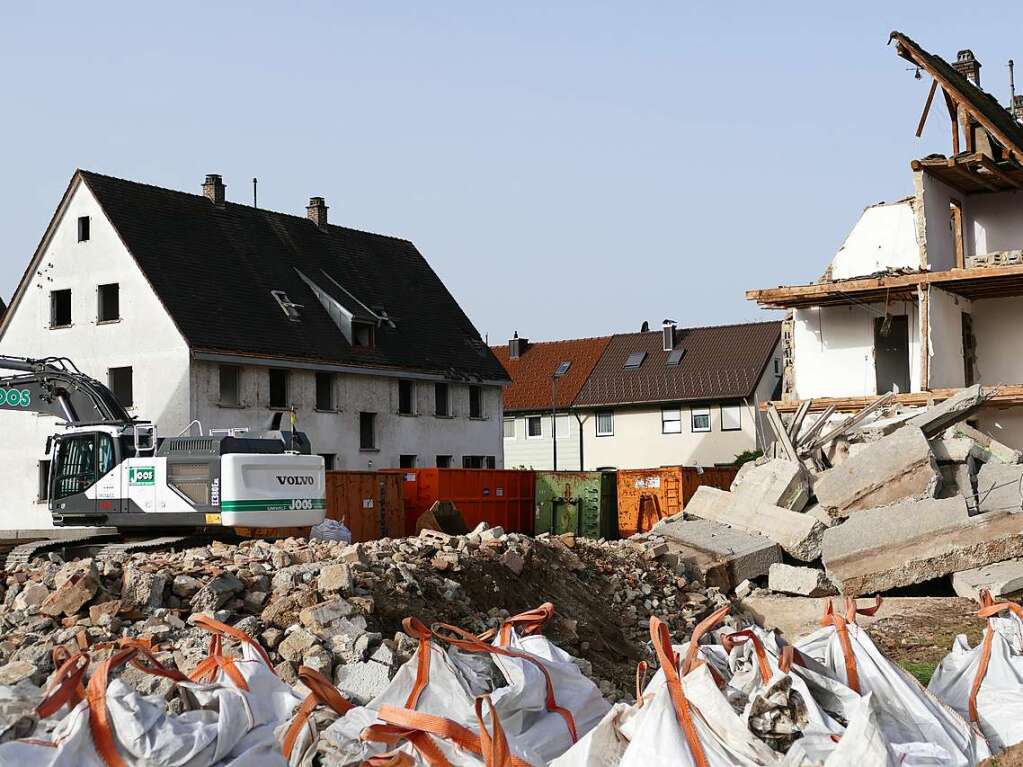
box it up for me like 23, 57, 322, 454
918, 172, 961, 271
927, 287, 971, 390
792, 301, 921, 399
967, 189, 1023, 256
828, 199, 920, 280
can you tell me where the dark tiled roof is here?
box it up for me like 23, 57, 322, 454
491, 336, 611, 412
79, 171, 506, 381
891, 32, 1023, 157
573, 321, 781, 407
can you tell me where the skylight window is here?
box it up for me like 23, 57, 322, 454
553, 361, 571, 378
624, 351, 646, 369
271, 290, 302, 321
666, 348, 685, 367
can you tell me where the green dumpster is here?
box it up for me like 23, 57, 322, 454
534, 471, 618, 539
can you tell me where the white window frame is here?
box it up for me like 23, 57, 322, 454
661, 407, 682, 434
503, 418, 516, 439
691, 407, 711, 433
596, 410, 614, 437
720, 404, 742, 431
554, 414, 570, 439
526, 415, 543, 439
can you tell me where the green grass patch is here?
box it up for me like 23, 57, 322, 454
900, 661, 938, 686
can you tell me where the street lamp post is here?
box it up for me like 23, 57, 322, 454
551, 375, 558, 471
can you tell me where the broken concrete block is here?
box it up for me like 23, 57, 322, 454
278, 627, 318, 662
823, 496, 1023, 596
685, 486, 824, 562
768, 563, 836, 597
813, 427, 939, 518
12, 582, 48, 611
803, 504, 839, 528
730, 459, 810, 511
40, 567, 99, 617
930, 437, 976, 463
318, 563, 354, 593
651, 516, 782, 590
906, 384, 985, 437
952, 559, 1023, 601
953, 422, 1023, 465
976, 462, 1023, 514
334, 643, 396, 705
0, 661, 37, 687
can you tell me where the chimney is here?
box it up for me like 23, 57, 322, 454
662, 319, 677, 352
202, 174, 225, 207
508, 331, 529, 359
307, 196, 328, 229
953, 49, 982, 87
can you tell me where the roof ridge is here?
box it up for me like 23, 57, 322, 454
490, 334, 611, 350
613, 319, 781, 339
77, 169, 413, 244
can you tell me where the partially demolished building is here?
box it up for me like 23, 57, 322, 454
749, 32, 1023, 449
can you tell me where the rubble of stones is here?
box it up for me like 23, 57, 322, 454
0, 524, 731, 713
643, 384, 1023, 603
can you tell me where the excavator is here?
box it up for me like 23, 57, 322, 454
0, 355, 326, 564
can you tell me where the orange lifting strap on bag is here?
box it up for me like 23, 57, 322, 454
282, 665, 356, 759
721, 629, 772, 685
968, 589, 1023, 723
481, 603, 556, 647
650, 616, 709, 767
818, 596, 883, 694
681, 605, 731, 682
188, 614, 276, 690
635, 660, 649, 707
403, 617, 435, 710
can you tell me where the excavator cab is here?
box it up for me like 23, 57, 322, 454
48, 429, 124, 518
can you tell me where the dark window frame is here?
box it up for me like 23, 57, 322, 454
595, 410, 614, 437
691, 407, 711, 433
319, 453, 336, 470
268, 369, 289, 409
359, 411, 377, 450
77, 216, 90, 242
315, 371, 335, 411
436, 455, 452, 468
434, 382, 450, 417
398, 380, 415, 415
97, 283, 120, 323
50, 289, 72, 328
399, 454, 417, 468
219, 365, 241, 406
468, 385, 484, 419
108, 366, 133, 408
720, 403, 742, 432
526, 415, 542, 438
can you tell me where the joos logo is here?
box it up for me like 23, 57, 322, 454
129, 467, 156, 486
276, 475, 315, 486
0, 389, 31, 408
289, 498, 315, 510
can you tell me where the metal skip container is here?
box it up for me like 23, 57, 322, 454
534, 471, 618, 539
615, 466, 739, 538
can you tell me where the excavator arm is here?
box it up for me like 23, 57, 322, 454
0, 355, 131, 425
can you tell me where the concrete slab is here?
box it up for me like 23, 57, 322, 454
651, 516, 782, 590
823, 498, 1023, 596
952, 559, 1023, 601
953, 422, 1023, 464
768, 563, 836, 597
931, 437, 976, 463
730, 459, 810, 511
685, 486, 824, 562
813, 427, 940, 518
976, 462, 1023, 514
906, 384, 984, 437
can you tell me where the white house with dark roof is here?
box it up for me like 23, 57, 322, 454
0, 171, 508, 527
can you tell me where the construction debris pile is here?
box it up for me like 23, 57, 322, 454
640, 385, 1023, 602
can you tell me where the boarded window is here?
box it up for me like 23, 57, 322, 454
691, 407, 711, 432
398, 380, 414, 415
50, 289, 72, 327
721, 404, 741, 431
596, 411, 614, 436
359, 412, 376, 450
469, 385, 483, 418
268, 369, 289, 408
435, 382, 450, 416
109, 367, 133, 408
219, 366, 241, 406
662, 408, 682, 434
97, 283, 119, 322
316, 371, 334, 410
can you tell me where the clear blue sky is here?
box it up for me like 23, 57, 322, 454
3, 2, 1021, 343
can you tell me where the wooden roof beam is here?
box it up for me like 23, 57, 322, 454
977, 155, 1023, 189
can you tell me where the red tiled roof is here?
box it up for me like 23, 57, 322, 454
491, 336, 612, 412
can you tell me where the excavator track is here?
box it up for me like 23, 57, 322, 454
4, 533, 121, 569
4, 532, 236, 570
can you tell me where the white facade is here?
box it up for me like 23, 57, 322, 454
0, 177, 503, 529
504, 344, 781, 470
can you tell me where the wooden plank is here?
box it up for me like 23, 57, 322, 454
918, 285, 930, 389
765, 384, 1023, 414
787, 399, 812, 443
916, 78, 939, 137
805, 392, 896, 452
765, 403, 799, 462
977, 155, 1023, 189
796, 404, 836, 449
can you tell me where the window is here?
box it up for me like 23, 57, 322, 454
503, 418, 515, 439
50, 289, 72, 328
526, 416, 542, 438
462, 455, 484, 469
54, 435, 96, 499
270, 290, 301, 321
553, 361, 571, 378
108, 367, 133, 408
468, 385, 483, 419
268, 369, 289, 409
596, 411, 614, 437
662, 408, 682, 434
219, 365, 241, 406
319, 453, 336, 471
624, 352, 646, 369
353, 321, 375, 348
315, 371, 335, 411
774, 358, 781, 375
666, 349, 685, 368
38, 460, 51, 501
721, 404, 742, 431
359, 412, 376, 450
398, 380, 415, 415
97, 283, 120, 322
98, 434, 115, 475
399, 454, 417, 468
77, 216, 90, 242
554, 414, 569, 438
436, 455, 452, 468
691, 407, 711, 433
486, 456, 496, 469
435, 382, 450, 416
